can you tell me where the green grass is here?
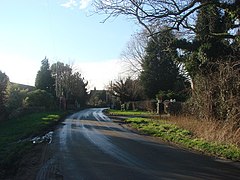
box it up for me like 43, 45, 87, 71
107, 109, 153, 116
125, 117, 240, 161
0, 111, 66, 177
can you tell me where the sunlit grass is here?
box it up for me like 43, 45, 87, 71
107, 109, 153, 116
42, 114, 60, 122
125, 117, 240, 161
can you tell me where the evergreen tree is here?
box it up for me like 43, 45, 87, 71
35, 57, 55, 95
0, 71, 9, 120
183, 0, 234, 77
140, 30, 181, 99
69, 72, 88, 107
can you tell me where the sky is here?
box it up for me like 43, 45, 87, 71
0, 0, 139, 90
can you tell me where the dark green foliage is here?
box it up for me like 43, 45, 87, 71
109, 77, 144, 104
6, 84, 29, 112
157, 90, 188, 102
35, 57, 55, 95
195, 3, 232, 56
0, 71, 9, 120
69, 71, 88, 107
51, 62, 88, 108
24, 89, 55, 109
140, 30, 189, 99
182, 1, 235, 77
174, 0, 239, 79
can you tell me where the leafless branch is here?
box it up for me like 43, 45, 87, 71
93, 0, 239, 38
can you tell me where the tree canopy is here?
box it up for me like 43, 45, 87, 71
51, 62, 88, 107
35, 57, 55, 95
109, 77, 144, 104
140, 30, 188, 99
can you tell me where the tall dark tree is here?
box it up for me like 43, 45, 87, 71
0, 71, 9, 120
51, 62, 73, 100
35, 57, 55, 95
178, 0, 237, 78
194, 1, 232, 59
51, 62, 88, 108
140, 30, 182, 99
69, 72, 88, 107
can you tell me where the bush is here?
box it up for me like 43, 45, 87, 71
8, 107, 45, 119
125, 100, 156, 112
24, 89, 55, 109
168, 102, 183, 115
188, 60, 240, 124
6, 86, 28, 113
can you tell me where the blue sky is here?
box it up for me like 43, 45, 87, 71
0, 0, 139, 89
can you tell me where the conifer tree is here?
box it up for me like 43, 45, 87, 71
140, 30, 186, 99
35, 57, 55, 95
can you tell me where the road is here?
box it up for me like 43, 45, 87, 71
36, 108, 240, 180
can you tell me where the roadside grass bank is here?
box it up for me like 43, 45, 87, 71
0, 111, 67, 178
107, 109, 240, 161
166, 115, 240, 147
108, 109, 153, 116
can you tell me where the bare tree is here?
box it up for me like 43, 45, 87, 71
94, 0, 239, 38
121, 30, 148, 78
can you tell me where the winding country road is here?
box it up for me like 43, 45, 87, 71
36, 108, 240, 180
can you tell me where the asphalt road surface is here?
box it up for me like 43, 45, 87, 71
36, 108, 240, 180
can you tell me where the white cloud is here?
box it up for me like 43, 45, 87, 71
0, 53, 40, 86
79, 0, 91, 9
61, 0, 78, 8
0, 52, 123, 90
61, 0, 91, 9
76, 59, 122, 90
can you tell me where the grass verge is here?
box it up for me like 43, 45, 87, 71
107, 109, 153, 116
0, 111, 67, 178
125, 117, 240, 161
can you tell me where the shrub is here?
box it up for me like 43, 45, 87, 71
24, 89, 55, 109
